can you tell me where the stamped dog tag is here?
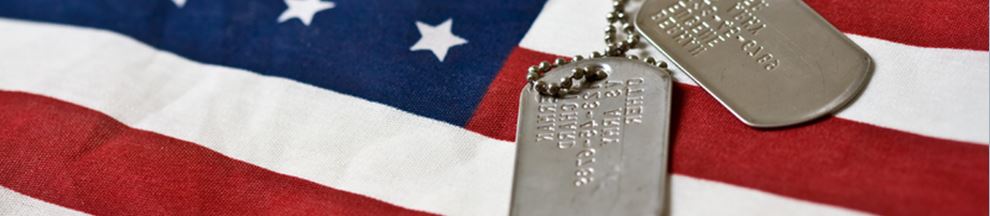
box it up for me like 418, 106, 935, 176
635, 0, 872, 127
510, 57, 672, 216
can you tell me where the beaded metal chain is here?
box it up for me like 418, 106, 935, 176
526, 0, 668, 97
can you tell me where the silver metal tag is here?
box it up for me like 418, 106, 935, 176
635, 0, 872, 127
510, 57, 672, 216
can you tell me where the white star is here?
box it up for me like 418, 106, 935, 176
410, 19, 468, 62
172, 0, 186, 7
278, 0, 335, 26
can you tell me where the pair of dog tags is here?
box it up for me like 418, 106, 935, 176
510, 0, 872, 215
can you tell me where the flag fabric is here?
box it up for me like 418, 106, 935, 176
0, 0, 986, 215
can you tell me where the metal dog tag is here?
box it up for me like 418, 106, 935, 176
635, 0, 872, 127
510, 57, 672, 216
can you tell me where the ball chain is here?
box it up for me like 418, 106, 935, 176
526, 0, 668, 97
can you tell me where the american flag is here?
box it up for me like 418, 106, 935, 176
0, 0, 986, 215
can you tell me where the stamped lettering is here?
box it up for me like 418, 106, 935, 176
647, 0, 780, 71
531, 78, 649, 187
512, 57, 672, 216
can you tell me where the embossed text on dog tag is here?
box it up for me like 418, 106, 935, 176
635, 0, 872, 127
510, 57, 673, 216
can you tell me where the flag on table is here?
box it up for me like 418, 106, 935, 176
0, 0, 986, 215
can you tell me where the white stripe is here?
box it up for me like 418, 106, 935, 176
837, 36, 990, 144
670, 175, 866, 216
0, 18, 864, 215
0, 187, 88, 216
520, 0, 990, 144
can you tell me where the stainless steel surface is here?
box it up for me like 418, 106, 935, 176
511, 57, 672, 216
635, 0, 872, 127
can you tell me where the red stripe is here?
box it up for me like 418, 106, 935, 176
805, 0, 988, 50
0, 91, 432, 216
467, 48, 989, 215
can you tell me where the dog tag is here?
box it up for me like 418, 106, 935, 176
635, 0, 872, 127
510, 57, 672, 216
